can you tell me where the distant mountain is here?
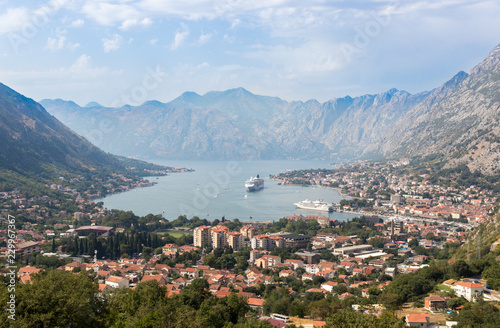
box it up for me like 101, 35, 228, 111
40, 44, 500, 174
0, 83, 168, 180
372, 45, 500, 174
85, 101, 104, 108
40, 86, 431, 161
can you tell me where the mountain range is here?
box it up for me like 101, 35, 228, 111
0, 82, 169, 185
35, 43, 500, 175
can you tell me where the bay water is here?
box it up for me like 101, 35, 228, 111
97, 160, 360, 223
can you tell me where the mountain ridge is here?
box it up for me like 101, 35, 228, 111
0, 83, 171, 187
39, 44, 500, 174
371, 44, 500, 174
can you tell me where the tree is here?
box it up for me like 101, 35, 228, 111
454, 299, 500, 327
448, 260, 472, 280
224, 318, 275, 328
263, 288, 291, 315
325, 310, 405, 328
289, 299, 307, 318
308, 298, 332, 320
312, 275, 326, 286
106, 280, 171, 327
482, 261, 500, 290
142, 246, 152, 261
0, 270, 104, 327
227, 293, 249, 324
408, 238, 419, 248
447, 297, 464, 310
378, 293, 402, 312
369, 237, 386, 249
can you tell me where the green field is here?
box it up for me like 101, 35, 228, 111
165, 229, 192, 238
437, 284, 454, 292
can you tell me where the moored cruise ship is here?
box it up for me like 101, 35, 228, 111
245, 175, 264, 192
294, 199, 334, 212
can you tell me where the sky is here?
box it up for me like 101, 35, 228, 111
0, 0, 499, 107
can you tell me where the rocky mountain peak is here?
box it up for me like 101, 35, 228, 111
443, 71, 468, 89
470, 44, 500, 76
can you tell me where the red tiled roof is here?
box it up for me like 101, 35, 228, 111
248, 298, 265, 306
406, 313, 429, 323
457, 282, 483, 288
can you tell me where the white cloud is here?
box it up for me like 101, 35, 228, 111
0, 54, 123, 106
150, 38, 159, 45
171, 27, 189, 50
196, 32, 212, 45
45, 36, 80, 52
71, 19, 85, 27
70, 54, 92, 73
81, 1, 141, 25
245, 42, 343, 75
119, 17, 153, 30
1, 54, 114, 80
0, 7, 30, 35
230, 18, 241, 29
102, 34, 123, 53
0, 1, 74, 35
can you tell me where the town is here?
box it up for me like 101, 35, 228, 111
1, 160, 500, 327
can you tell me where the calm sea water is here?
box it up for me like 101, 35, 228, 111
97, 160, 360, 223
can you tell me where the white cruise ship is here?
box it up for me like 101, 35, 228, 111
294, 199, 334, 212
245, 175, 264, 192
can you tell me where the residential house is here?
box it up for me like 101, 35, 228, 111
338, 292, 353, 300
264, 275, 275, 285
340, 261, 357, 273
180, 267, 199, 279
284, 259, 305, 270
305, 264, 322, 275
316, 270, 336, 280
141, 274, 169, 285
454, 282, 484, 302
302, 273, 314, 281
98, 284, 114, 294
425, 295, 446, 312
255, 255, 281, 269
248, 298, 265, 310
320, 281, 338, 293
406, 314, 430, 328
105, 276, 129, 289
279, 270, 295, 278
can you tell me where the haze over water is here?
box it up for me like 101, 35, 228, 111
97, 160, 360, 222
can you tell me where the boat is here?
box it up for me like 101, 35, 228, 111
245, 175, 264, 192
294, 199, 334, 212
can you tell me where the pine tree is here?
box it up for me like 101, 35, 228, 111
79, 239, 84, 255
74, 236, 79, 255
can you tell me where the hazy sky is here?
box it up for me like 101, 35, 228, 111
0, 0, 499, 107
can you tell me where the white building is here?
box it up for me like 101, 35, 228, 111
105, 275, 129, 289
453, 281, 484, 302
321, 281, 338, 293
305, 264, 322, 275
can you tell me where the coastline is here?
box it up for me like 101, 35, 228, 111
90, 168, 194, 202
